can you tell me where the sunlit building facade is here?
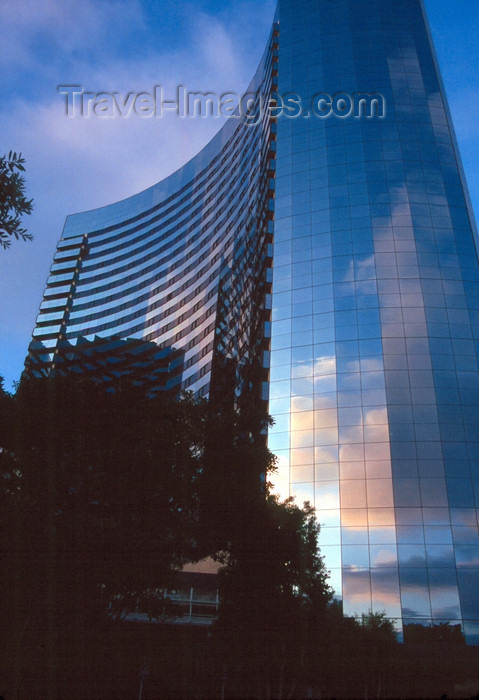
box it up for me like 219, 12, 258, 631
27, 0, 479, 642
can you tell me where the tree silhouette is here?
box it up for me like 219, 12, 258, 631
211, 495, 333, 699
0, 374, 210, 696
0, 152, 33, 249
2, 371, 476, 699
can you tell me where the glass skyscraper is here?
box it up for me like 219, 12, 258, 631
27, 0, 479, 643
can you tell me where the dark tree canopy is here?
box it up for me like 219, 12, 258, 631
0, 151, 33, 249
4, 375, 209, 606
2, 371, 475, 700
1, 372, 341, 697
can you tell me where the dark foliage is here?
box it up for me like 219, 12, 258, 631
0, 151, 34, 249
210, 496, 332, 698
0, 375, 209, 696
1, 373, 477, 699
404, 620, 466, 645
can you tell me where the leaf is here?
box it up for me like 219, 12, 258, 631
0, 152, 34, 248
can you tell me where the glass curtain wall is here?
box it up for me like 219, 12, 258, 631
268, 0, 479, 643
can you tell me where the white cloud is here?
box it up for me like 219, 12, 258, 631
0, 0, 145, 70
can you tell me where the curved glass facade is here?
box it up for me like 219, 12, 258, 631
26, 29, 278, 399
27, 0, 479, 642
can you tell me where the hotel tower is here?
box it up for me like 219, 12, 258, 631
27, 0, 479, 642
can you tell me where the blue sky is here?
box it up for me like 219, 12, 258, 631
1, 0, 478, 391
